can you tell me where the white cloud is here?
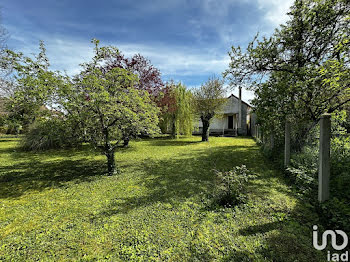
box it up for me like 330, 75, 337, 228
10, 34, 259, 101
6, 0, 295, 77
185, 0, 294, 47
8, 34, 231, 79
47, 39, 94, 76
117, 43, 231, 76
256, 0, 294, 27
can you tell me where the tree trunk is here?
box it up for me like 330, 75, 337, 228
201, 118, 210, 142
106, 147, 115, 175
123, 136, 130, 147
171, 117, 176, 139
103, 127, 116, 175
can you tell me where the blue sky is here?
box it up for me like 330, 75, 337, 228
1, 0, 294, 103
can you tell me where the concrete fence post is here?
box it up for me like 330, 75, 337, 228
253, 124, 256, 138
284, 120, 291, 167
318, 114, 331, 203
270, 133, 275, 149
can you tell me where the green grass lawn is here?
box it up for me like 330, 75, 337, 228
0, 136, 325, 261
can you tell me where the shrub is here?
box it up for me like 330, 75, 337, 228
0, 115, 6, 134
0, 117, 23, 135
286, 146, 318, 196
319, 197, 350, 233
21, 117, 80, 151
213, 165, 255, 207
330, 136, 350, 196
6, 120, 22, 135
284, 110, 350, 233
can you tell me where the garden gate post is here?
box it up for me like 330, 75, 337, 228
318, 114, 331, 203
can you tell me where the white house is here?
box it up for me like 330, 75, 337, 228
194, 91, 255, 136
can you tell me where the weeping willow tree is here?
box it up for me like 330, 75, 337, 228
159, 82, 194, 138
174, 83, 194, 138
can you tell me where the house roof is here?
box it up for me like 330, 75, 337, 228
227, 94, 251, 108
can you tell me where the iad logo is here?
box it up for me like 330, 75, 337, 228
313, 225, 348, 261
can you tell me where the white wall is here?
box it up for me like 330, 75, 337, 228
194, 95, 249, 132
196, 115, 238, 131
210, 116, 226, 130
222, 96, 239, 114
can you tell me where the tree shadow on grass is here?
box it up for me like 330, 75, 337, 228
0, 158, 106, 199
95, 139, 326, 261
0, 137, 328, 260
0, 139, 17, 143
0, 139, 139, 199
239, 221, 283, 236
238, 218, 326, 261
97, 144, 262, 216
150, 139, 202, 147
